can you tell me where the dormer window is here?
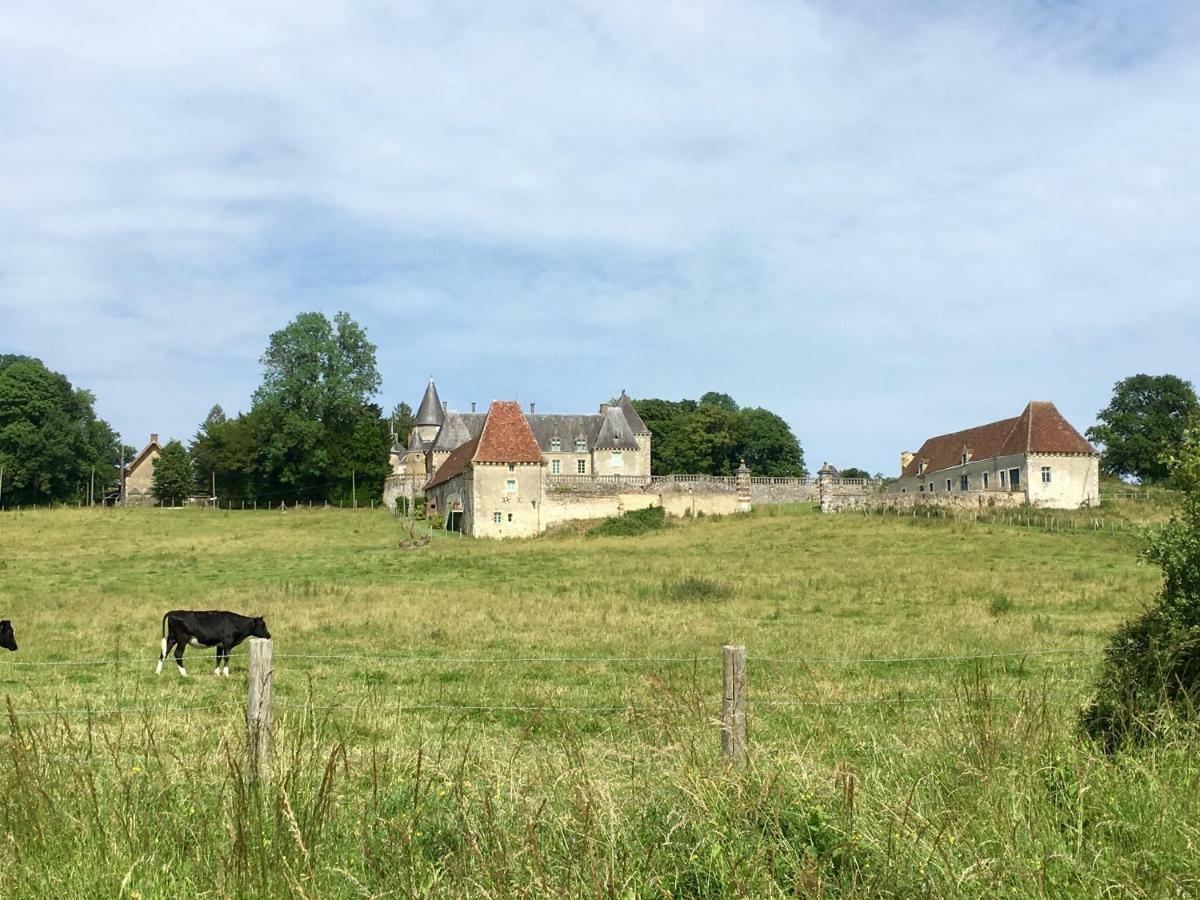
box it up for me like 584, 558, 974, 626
550, 437, 561, 452
961, 451, 969, 466
575, 437, 587, 452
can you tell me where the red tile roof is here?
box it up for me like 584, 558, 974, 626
902, 401, 1095, 477
424, 401, 543, 489
473, 401, 543, 464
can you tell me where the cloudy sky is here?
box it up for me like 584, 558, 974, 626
2, 1, 1198, 473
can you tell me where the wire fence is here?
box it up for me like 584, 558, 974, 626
0, 644, 1097, 724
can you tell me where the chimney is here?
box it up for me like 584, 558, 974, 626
150, 433, 159, 445
442, 401, 448, 412
599, 403, 609, 415
530, 402, 536, 414
900, 451, 914, 475
471, 402, 476, 413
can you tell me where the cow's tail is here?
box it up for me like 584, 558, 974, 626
160, 613, 169, 656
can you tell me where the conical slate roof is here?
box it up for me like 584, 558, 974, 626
618, 393, 649, 434
406, 428, 424, 451
415, 378, 445, 427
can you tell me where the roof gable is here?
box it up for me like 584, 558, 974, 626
473, 401, 543, 464
619, 393, 649, 434
425, 435, 479, 490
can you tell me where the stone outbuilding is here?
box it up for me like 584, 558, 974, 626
121, 433, 162, 505
890, 401, 1099, 508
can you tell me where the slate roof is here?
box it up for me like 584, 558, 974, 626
902, 401, 1096, 478
593, 406, 640, 450
618, 393, 649, 434
406, 427, 424, 451
527, 414, 605, 451
415, 378, 445, 427
431, 411, 483, 453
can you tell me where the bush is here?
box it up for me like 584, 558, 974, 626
1081, 424, 1200, 750
587, 505, 668, 537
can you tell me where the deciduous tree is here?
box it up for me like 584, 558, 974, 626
1087, 374, 1200, 483
151, 439, 194, 505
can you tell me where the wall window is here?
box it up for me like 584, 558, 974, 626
575, 438, 587, 452
507, 463, 515, 472
577, 459, 587, 474
551, 459, 561, 474
959, 474, 969, 491
946, 479, 952, 492
492, 512, 502, 524
611, 451, 623, 468
999, 469, 1007, 487
919, 484, 924, 492
982, 471, 989, 489
1009, 468, 1020, 488
505, 479, 517, 493
550, 438, 561, 452
507, 512, 513, 522
1041, 466, 1052, 484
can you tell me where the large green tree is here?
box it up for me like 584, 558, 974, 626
192, 311, 389, 504
633, 393, 805, 477
0, 355, 122, 505
1087, 374, 1200, 483
151, 439, 195, 505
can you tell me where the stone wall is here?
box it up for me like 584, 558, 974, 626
749, 477, 820, 504
823, 487, 1026, 513
382, 474, 423, 510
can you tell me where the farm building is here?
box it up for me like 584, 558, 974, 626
391, 377, 652, 481
121, 433, 161, 505
890, 401, 1099, 508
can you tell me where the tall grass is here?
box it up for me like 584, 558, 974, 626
0, 504, 1193, 896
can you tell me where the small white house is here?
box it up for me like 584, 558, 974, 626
891, 401, 1099, 508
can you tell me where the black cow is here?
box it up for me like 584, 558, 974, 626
157, 610, 270, 677
0, 621, 16, 652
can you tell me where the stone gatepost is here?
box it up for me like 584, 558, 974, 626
818, 462, 836, 513
736, 459, 751, 512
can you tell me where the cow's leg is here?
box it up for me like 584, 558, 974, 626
221, 645, 231, 677
214, 646, 222, 676
174, 641, 188, 677
157, 638, 175, 675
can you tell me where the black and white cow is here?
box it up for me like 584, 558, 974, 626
0, 620, 16, 652
156, 610, 270, 677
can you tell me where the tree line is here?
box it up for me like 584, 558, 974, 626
4, 322, 1197, 507
630, 392, 806, 477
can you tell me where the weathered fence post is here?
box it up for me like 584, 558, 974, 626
722, 644, 747, 766
246, 638, 273, 783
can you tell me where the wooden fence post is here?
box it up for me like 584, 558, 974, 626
722, 644, 747, 766
246, 638, 274, 782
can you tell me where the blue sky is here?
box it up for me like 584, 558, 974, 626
2, 1, 1198, 474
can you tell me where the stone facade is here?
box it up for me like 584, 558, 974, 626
890, 401, 1100, 510
419, 401, 745, 538
390, 379, 652, 486
122, 433, 161, 506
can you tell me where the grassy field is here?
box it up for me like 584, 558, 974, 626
0, 501, 1196, 897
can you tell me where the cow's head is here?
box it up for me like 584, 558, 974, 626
252, 617, 271, 640
0, 621, 16, 652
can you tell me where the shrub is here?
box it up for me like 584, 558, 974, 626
1081, 423, 1200, 750
587, 505, 668, 537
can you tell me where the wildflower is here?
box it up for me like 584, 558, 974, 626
131, 765, 142, 775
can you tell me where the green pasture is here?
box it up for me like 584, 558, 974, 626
0, 502, 1195, 898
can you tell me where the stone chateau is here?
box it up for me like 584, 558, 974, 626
385, 379, 747, 537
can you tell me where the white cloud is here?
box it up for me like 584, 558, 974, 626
1, 1, 1198, 470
